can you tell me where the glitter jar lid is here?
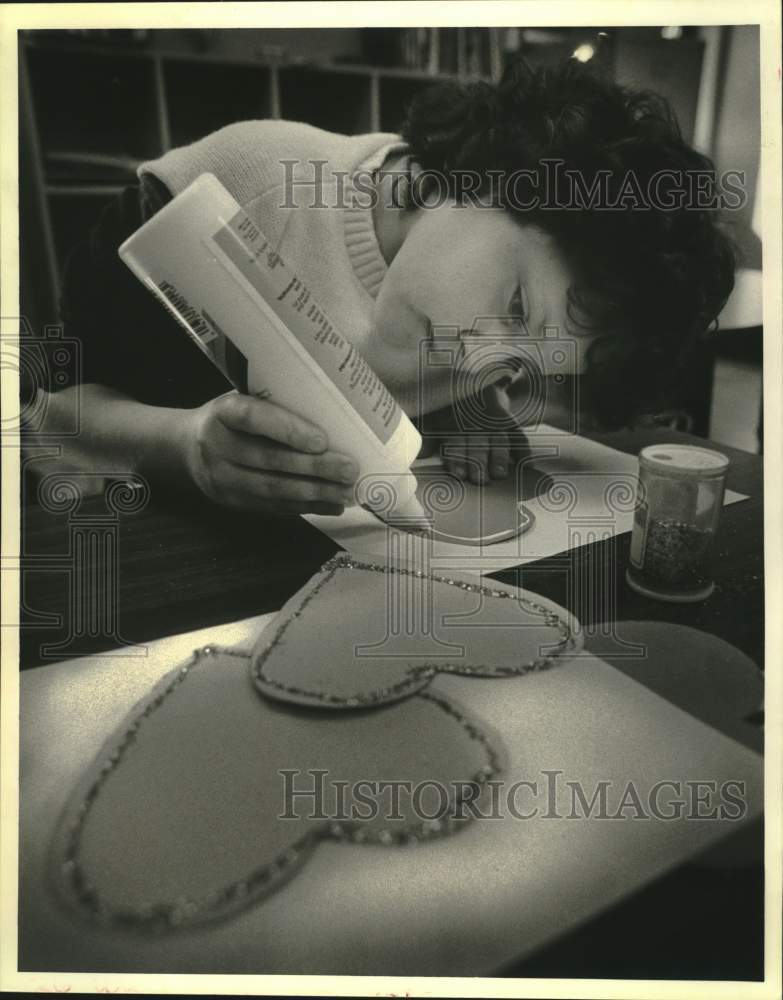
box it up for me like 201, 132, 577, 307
639, 444, 729, 480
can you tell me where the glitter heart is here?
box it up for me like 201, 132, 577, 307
50, 646, 504, 932
251, 554, 582, 709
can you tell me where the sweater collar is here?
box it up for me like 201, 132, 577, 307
343, 138, 408, 300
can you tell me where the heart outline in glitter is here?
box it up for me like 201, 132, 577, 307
251, 553, 582, 710
49, 645, 506, 933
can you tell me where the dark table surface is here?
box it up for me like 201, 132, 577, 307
18, 426, 765, 980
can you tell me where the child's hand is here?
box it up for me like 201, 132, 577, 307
417, 383, 529, 485
183, 391, 358, 515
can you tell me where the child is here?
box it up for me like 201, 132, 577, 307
38, 58, 734, 515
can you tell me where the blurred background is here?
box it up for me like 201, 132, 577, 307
19, 25, 762, 451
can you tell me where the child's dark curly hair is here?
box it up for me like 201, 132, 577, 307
401, 58, 736, 428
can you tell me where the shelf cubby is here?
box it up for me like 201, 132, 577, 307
25, 46, 161, 164
164, 59, 273, 148
279, 67, 374, 135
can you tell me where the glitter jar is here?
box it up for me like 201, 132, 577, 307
626, 444, 729, 603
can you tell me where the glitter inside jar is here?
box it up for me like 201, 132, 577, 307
626, 445, 728, 603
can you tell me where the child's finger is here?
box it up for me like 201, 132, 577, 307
442, 434, 469, 479
221, 464, 356, 508
258, 500, 346, 518
230, 434, 358, 484
489, 437, 511, 479
215, 393, 328, 454
466, 435, 490, 485
509, 426, 531, 456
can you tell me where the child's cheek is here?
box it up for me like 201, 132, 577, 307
417, 249, 508, 331
395, 205, 517, 328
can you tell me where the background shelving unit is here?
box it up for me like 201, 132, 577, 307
20, 25, 723, 345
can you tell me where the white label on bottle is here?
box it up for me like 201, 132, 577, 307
212, 210, 400, 445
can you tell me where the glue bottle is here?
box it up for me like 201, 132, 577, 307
119, 172, 426, 522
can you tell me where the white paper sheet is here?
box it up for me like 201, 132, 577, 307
305, 428, 748, 575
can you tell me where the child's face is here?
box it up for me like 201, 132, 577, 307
370, 202, 598, 408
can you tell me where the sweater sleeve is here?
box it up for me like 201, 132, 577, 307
57, 178, 231, 408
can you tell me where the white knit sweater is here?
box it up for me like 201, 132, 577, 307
138, 120, 434, 412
